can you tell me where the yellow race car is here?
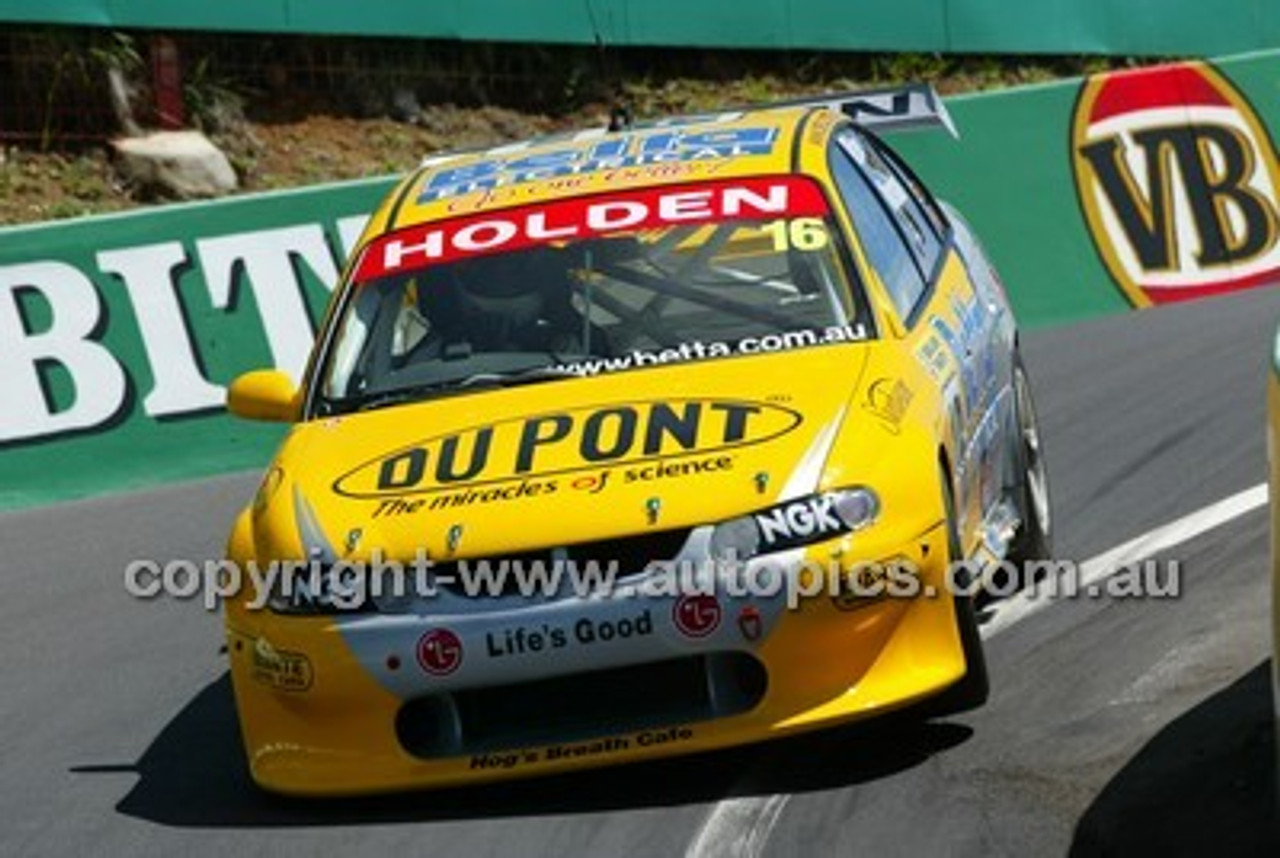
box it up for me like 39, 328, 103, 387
222, 84, 1052, 795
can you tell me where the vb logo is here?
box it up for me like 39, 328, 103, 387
1072, 62, 1280, 306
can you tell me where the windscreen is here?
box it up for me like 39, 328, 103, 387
318, 175, 871, 413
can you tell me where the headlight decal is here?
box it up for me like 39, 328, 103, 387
776, 406, 846, 501
268, 484, 365, 614
711, 487, 879, 560
293, 483, 339, 564
755, 494, 848, 549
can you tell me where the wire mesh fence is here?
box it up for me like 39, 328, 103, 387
0, 24, 1118, 148
0, 26, 637, 146
0, 28, 123, 144
0, 24, 937, 147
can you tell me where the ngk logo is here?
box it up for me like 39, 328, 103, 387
1072, 62, 1280, 306
416, 628, 463, 676
754, 496, 842, 546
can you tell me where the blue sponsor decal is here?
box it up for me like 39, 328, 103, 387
929, 294, 996, 422
418, 127, 781, 203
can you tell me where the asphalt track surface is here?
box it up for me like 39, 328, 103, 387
3, 287, 1280, 857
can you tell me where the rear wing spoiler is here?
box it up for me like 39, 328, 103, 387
757, 83, 959, 139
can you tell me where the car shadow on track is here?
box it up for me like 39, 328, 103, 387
1070, 660, 1279, 857
70, 671, 973, 828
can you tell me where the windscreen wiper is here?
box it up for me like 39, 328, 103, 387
448, 365, 580, 390
348, 365, 579, 413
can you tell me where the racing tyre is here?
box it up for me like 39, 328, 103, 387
920, 468, 989, 717
1007, 351, 1053, 565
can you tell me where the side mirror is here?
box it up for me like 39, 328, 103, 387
227, 370, 301, 423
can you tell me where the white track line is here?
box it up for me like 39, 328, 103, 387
982, 482, 1268, 638
685, 793, 790, 858
685, 481, 1269, 858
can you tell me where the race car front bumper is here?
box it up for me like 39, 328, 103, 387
224, 520, 969, 795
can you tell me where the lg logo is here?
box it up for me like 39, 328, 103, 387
416, 628, 464, 675
672, 594, 722, 639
